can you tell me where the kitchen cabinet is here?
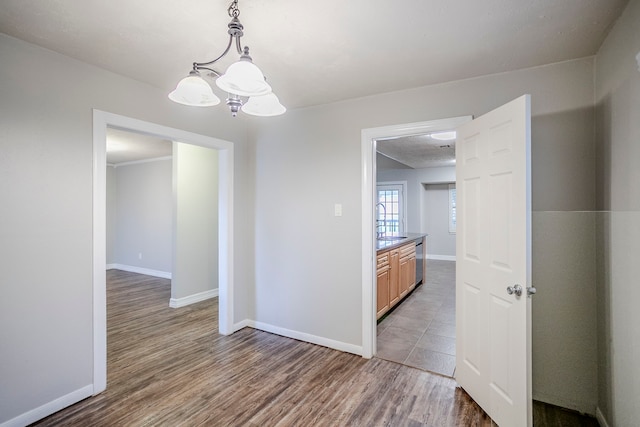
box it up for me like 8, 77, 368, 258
389, 249, 400, 306
399, 243, 417, 298
377, 241, 417, 319
376, 252, 390, 318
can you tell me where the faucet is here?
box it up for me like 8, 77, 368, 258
375, 202, 387, 239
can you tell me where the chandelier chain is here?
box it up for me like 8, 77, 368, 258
228, 0, 240, 18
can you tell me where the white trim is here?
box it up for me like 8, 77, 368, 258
92, 111, 108, 395
596, 407, 610, 427
233, 318, 252, 331
0, 385, 93, 427
93, 110, 235, 397
448, 183, 457, 233
106, 263, 172, 279
247, 320, 363, 356
361, 116, 472, 359
112, 155, 172, 168
169, 289, 218, 308
426, 254, 456, 261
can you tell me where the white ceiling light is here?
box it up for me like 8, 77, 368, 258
429, 131, 457, 141
216, 55, 272, 97
241, 93, 286, 117
168, 70, 220, 106
168, 0, 285, 117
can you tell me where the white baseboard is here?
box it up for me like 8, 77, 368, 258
426, 254, 456, 261
232, 319, 252, 333
106, 263, 171, 279
169, 289, 218, 308
0, 384, 93, 427
246, 320, 363, 356
596, 407, 610, 427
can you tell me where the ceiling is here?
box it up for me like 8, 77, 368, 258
1, 1, 628, 165
107, 128, 172, 165
377, 132, 457, 169
0, 0, 628, 111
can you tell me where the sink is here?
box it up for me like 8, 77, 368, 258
378, 236, 407, 241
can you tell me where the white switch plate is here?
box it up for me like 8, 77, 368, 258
334, 204, 342, 217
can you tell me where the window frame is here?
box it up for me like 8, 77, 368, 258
448, 183, 456, 234
376, 181, 407, 236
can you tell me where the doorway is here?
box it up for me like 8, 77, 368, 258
105, 129, 220, 307
376, 181, 457, 375
92, 110, 235, 394
360, 116, 471, 359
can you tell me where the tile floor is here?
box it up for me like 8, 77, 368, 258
376, 259, 456, 377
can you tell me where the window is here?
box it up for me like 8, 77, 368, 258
449, 183, 456, 233
376, 182, 406, 236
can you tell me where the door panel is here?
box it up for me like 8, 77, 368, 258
455, 95, 532, 427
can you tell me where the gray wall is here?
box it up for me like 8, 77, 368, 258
253, 57, 598, 412
422, 183, 456, 258
377, 166, 457, 258
172, 142, 219, 299
0, 33, 253, 425
112, 158, 173, 274
595, 0, 640, 425
106, 165, 116, 264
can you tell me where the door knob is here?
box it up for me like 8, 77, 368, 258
506, 284, 523, 297
527, 286, 537, 296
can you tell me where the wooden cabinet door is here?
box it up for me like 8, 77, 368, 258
376, 252, 391, 319
408, 254, 417, 291
376, 267, 390, 318
389, 249, 400, 306
399, 243, 416, 297
399, 256, 410, 298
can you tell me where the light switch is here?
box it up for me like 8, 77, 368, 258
334, 204, 343, 217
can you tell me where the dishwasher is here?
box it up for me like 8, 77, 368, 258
415, 239, 424, 284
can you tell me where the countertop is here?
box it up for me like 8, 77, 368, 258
376, 233, 427, 253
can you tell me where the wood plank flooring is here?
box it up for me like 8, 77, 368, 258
30, 270, 598, 426
31, 270, 492, 426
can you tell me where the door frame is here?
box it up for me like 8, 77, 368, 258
360, 116, 471, 358
92, 110, 235, 394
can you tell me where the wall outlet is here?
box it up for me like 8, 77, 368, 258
138, 252, 142, 260
334, 203, 342, 217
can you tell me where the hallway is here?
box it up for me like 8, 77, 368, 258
376, 259, 456, 376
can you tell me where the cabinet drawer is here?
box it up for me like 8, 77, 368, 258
377, 252, 389, 269
399, 243, 416, 257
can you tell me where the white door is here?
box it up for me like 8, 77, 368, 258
455, 95, 532, 427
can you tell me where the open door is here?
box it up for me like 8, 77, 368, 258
455, 95, 532, 426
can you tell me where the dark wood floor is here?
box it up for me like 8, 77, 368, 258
30, 270, 598, 426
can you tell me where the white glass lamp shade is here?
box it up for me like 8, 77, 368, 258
216, 60, 272, 97
241, 92, 286, 117
169, 75, 220, 107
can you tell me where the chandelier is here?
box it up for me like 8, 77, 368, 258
168, 0, 286, 117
